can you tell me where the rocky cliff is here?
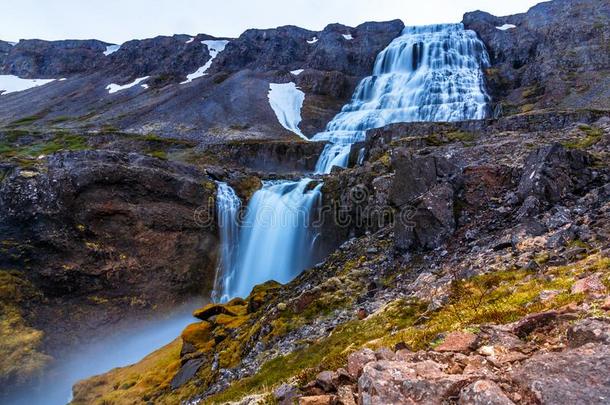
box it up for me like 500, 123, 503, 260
463, 0, 610, 115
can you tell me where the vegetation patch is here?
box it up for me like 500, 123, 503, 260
563, 125, 603, 149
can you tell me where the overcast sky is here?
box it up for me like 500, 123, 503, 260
1, 0, 543, 43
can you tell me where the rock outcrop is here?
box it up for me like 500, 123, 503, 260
463, 0, 610, 114
0, 150, 218, 351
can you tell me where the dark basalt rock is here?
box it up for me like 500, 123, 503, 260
1, 39, 109, 78
516, 143, 594, 205
463, 0, 610, 113
0, 150, 219, 350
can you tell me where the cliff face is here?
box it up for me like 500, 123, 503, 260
464, 0, 610, 115
0, 21, 404, 141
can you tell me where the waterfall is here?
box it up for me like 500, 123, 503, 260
313, 23, 491, 173
212, 182, 242, 303
225, 178, 322, 299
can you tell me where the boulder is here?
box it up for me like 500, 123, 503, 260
510, 343, 610, 404
347, 349, 376, 378
436, 331, 479, 353
566, 318, 610, 348
517, 144, 593, 205
458, 380, 515, 405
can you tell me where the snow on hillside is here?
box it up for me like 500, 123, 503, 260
103, 45, 121, 56
0, 75, 56, 95
496, 24, 517, 31
181, 40, 230, 84
106, 76, 150, 94
268, 82, 307, 140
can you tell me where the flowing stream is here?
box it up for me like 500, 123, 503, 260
313, 23, 490, 173
10, 23, 492, 405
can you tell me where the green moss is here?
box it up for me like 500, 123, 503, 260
208, 299, 425, 404
148, 150, 167, 160
0, 131, 89, 161
563, 125, 603, 149
7, 112, 48, 127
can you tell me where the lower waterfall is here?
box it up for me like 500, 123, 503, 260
212, 182, 242, 303
313, 23, 491, 173
220, 179, 322, 300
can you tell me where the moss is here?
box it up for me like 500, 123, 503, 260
0, 131, 89, 161
0, 270, 51, 386
208, 299, 425, 404
521, 103, 536, 113
6, 112, 48, 127
71, 339, 184, 405
148, 150, 168, 160
562, 125, 603, 149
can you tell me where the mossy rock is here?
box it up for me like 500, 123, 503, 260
193, 304, 238, 321
247, 280, 283, 313
181, 322, 216, 353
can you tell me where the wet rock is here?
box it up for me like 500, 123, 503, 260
193, 304, 237, 321
458, 380, 515, 405
436, 331, 479, 353
511, 343, 610, 405
566, 318, 610, 348
170, 358, 204, 390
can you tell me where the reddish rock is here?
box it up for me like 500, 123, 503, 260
459, 380, 515, 405
336, 386, 356, 405
572, 274, 607, 297
602, 296, 610, 311
511, 343, 610, 404
357, 308, 368, 320
511, 311, 559, 338
315, 370, 338, 392
347, 349, 376, 378
358, 360, 476, 405
566, 318, 610, 348
436, 331, 478, 353
299, 395, 335, 405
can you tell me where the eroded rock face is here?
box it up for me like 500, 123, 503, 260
517, 143, 594, 205
0, 150, 218, 349
463, 0, 610, 113
1, 39, 108, 78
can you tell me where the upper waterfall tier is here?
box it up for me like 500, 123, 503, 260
313, 23, 491, 173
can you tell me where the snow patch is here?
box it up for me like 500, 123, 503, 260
496, 24, 517, 31
185, 37, 195, 44
290, 69, 304, 76
307, 37, 319, 44
8, 41, 18, 46
342, 34, 353, 40
268, 82, 307, 140
0, 75, 56, 95
106, 76, 150, 94
103, 45, 121, 56
181, 40, 229, 84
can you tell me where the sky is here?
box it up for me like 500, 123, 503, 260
1, 0, 544, 44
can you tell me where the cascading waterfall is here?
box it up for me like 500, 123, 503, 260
224, 178, 322, 299
313, 23, 491, 173
212, 182, 242, 303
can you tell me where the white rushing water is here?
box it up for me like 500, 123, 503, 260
313, 23, 491, 173
224, 179, 322, 299
212, 182, 242, 303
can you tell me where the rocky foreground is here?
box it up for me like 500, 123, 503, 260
65, 109, 610, 404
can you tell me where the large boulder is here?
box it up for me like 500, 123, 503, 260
510, 343, 610, 404
517, 143, 593, 205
